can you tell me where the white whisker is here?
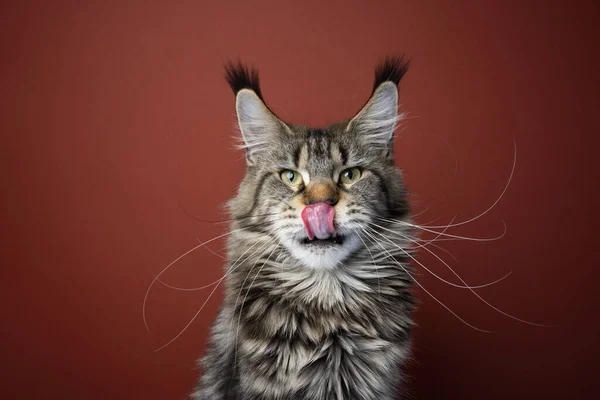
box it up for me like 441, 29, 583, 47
143, 227, 250, 332
196, 237, 227, 260
368, 223, 548, 326
366, 225, 489, 290
152, 237, 273, 352
356, 231, 381, 301
377, 216, 508, 242
415, 241, 512, 289
154, 238, 270, 292
409, 139, 517, 230
361, 229, 489, 333
368, 224, 511, 289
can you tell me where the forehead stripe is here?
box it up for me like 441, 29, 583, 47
293, 146, 302, 168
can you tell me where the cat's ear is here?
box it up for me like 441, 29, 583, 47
346, 56, 409, 154
345, 82, 399, 149
235, 89, 290, 163
224, 61, 290, 164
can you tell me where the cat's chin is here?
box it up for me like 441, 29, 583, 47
301, 234, 345, 246
284, 233, 361, 270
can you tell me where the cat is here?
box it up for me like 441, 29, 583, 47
191, 57, 416, 400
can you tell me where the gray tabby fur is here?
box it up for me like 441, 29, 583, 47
192, 58, 416, 400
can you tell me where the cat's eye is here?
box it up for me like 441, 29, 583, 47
280, 170, 303, 186
339, 167, 362, 185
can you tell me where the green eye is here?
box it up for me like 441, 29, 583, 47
280, 170, 303, 186
340, 167, 362, 185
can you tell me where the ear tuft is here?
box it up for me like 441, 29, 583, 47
224, 60, 264, 101
345, 57, 409, 153
372, 55, 410, 93
224, 61, 290, 164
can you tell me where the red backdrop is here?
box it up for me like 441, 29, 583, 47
1, 1, 598, 398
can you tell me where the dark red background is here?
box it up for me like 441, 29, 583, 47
2, 1, 598, 398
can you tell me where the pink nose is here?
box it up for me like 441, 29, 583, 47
300, 202, 336, 240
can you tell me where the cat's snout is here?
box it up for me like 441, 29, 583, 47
304, 181, 339, 207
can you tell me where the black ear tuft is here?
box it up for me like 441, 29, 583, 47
224, 60, 264, 100
372, 56, 410, 93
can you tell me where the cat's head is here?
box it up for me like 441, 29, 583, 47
226, 58, 410, 269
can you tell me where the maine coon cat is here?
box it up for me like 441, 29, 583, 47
192, 57, 416, 400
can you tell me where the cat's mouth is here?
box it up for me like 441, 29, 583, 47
300, 234, 345, 247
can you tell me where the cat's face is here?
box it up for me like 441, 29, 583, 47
226, 60, 409, 269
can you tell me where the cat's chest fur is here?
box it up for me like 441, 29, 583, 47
232, 265, 412, 399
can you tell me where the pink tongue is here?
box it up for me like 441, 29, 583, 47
301, 203, 336, 240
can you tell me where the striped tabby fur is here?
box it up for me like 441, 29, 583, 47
192, 57, 416, 400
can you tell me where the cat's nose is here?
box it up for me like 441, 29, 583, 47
308, 198, 337, 206
305, 181, 339, 206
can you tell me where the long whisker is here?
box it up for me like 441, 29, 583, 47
152, 238, 273, 352
366, 225, 490, 290
463, 271, 513, 289
409, 240, 513, 289
153, 278, 224, 352
411, 204, 433, 219
195, 237, 226, 260
368, 224, 511, 289
405, 215, 457, 250
407, 138, 517, 230
370, 218, 510, 288
356, 231, 381, 301
154, 238, 271, 292
153, 214, 282, 293
376, 216, 507, 242
143, 226, 250, 332
368, 223, 548, 326
425, 242, 457, 263
361, 229, 489, 333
